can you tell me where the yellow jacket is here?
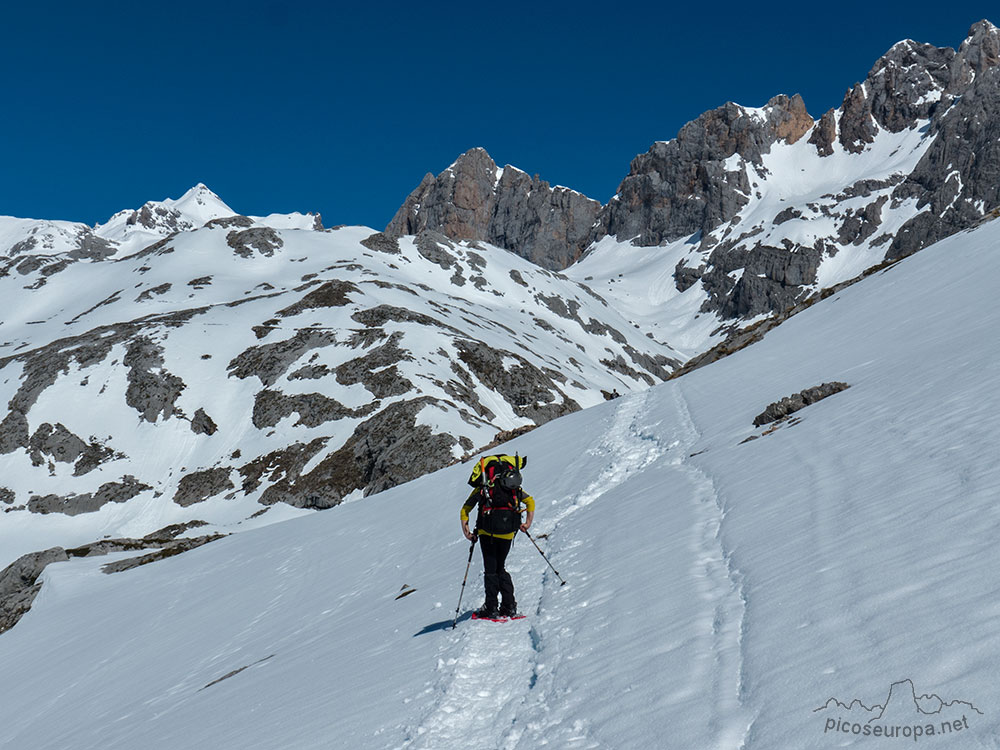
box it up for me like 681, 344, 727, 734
461, 487, 535, 540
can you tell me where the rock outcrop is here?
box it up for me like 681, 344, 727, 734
596, 94, 813, 248
0, 525, 225, 634
386, 148, 601, 270
0, 547, 68, 635
887, 22, 1000, 259
753, 382, 851, 427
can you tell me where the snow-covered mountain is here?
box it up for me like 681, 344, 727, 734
391, 21, 1000, 355
2, 181, 998, 749
0, 188, 678, 566
0, 184, 323, 272
5, 23, 995, 547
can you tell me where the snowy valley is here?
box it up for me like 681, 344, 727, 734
2, 19, 1000, 750
2, 189, 999, 749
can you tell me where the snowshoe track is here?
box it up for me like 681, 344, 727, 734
405, 387, 755, 749
671, 386, 755, 748
402, 613, 536, 749
404, 391, 668, 749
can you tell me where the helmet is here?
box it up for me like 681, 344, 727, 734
496, 467, 522, 491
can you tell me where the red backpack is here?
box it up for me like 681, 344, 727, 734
468, 455, 526, 535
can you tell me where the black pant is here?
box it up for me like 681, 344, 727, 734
479, 534, 515, 609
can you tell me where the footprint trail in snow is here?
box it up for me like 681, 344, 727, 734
404, 390, 671, 749
405, 386, 752, 749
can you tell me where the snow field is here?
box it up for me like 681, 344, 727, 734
1, 216, 678, 569
3, 211, 1000, 748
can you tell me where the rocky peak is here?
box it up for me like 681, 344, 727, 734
593, 20, 1000, 329
386, 148, 600, 270
387, 148, 500, 242
130, 183, 234, 230
594, 95, 813, 247
843, 22, 1000, 147
445, 147, 500, 181
948, 19, 1000, 92
833, 37, 958, 154
877, 21, 1000, 261
673, 94, 813, 165
864, 39, 955, 133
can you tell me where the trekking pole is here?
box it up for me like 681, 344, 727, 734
451, 534, 478, 629
523, 529, 566, 586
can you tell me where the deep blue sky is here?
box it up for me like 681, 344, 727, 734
1, 1, 995, 229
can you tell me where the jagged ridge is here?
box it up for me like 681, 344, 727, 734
387, 21, 1000, 332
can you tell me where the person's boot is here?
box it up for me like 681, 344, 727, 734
475, 603, 499, 619
498, 599, 518, 617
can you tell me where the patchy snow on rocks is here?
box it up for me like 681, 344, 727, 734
0, 196, 679, 567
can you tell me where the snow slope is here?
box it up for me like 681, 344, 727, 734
2, 214, 999, 748
567, 114, 936, 358
0, 204, 677, 569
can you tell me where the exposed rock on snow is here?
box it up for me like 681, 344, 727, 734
359, 231, 400, 254
236, 396, 463, 508
173, 468, 237, 507
0, 523, 227, 633
275, 280, 358, 317
99, 535, 224, 574
135, 282, 172, 302
251, 389, 378, 429
454, 339, 580, 424
27, 476, 153, 516
28, 422, 87, 466
752, 381, 851, 427
0, 547, 69, 635
226, 227, 283, 258
190, 408, 218, 436
205, 215, 255, 230
227, 329, 339, 388
125, 337, 187, 423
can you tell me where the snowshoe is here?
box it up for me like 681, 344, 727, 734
471, 609, 525, 623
